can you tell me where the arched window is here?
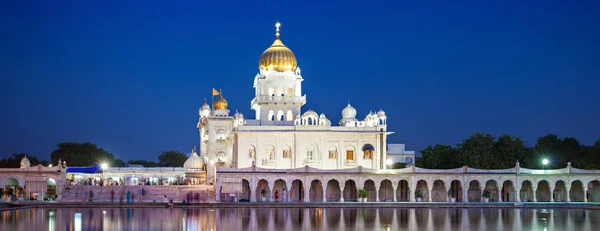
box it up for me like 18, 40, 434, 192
277, 110, 284, 121
216, 129, 226, 140
283, 146, 291, 159
268, 88, 275, 96
217, 151, 226, 162
265, 146, 275, 160
277, 88, 284, 96
286, 110, 293, 121
307, 117, 313, 125
329, 146, 337, 159
345, 145, 355, 161
405, 157, 413, 164
362, 144, 374, 160
248, 145, 256, 158
268, 110, 274, 121
287, 88, 294, 96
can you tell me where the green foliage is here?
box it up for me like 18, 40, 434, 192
127, 159, 160, 167
448, 187, 457, 198
260, 189, 267, 196
358, 189, 369, 198
0, 153, 49, 168
415, 190, 423, 199
391, 162, 407, 169
482, 190, 491, 198
158, 150, 188, 167
50, 142, 122, 167
418, 144, 458, 169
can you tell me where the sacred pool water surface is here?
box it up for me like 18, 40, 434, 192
1, 207, 599, 231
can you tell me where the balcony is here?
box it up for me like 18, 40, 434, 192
251, 95, 306, 106
345, 159, 358, 166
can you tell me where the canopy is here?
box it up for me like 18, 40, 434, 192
66, 165, 102, 174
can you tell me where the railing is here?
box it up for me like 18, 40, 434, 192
345, 159, 358, 166
252, 95, 306, 105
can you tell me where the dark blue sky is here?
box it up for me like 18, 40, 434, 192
1, 0, 599, 162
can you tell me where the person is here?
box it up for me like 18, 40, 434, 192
274, 190, 279, 203
89, 190, 94, 203
168, 199, 174, 208
163, 195, 168, 203
110, 189, 115, 203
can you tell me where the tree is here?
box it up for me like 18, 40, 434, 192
531, 134, 583, 169
418, 144, 458, 169
391, 162, 407, 169
493, 135, 528, 169
158, 150, 188, 167
128, 159, 159, 167
50, 142, 122, 167
456, 133, 496, 169
0, 153, 49, 168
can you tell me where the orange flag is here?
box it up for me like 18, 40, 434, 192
212, 88, 219, 96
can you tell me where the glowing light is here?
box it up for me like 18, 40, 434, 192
542, 159, 549, 165
101, 163, 108, 170
48, 164, 52, 167
103, 210, 106, 215
386, 158, 393, 166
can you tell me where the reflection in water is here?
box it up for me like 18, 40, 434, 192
0, 207, 599, 231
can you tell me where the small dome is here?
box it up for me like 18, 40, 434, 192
183, 151, 204, 169
342, 104, 357, 119
377, 109, 385, 117
258, 22, 297, 72
303, 109, 318, 118
201, 99, 211, 111
213, 95, 228, 110
319, 113, 327, 118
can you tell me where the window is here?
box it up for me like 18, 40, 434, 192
249, 150, 255, 158
329, 150, 337, 159
346, 150, 354, 160
266, 149, 273, 159
283, 149, 291, 158
217, 152, 226, 162
307, 150, 314, 160
363, 150, 373, 160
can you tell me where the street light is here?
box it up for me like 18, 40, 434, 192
542, 159, 549, 171
101, 163, 108, 170
386, 158, 394, 169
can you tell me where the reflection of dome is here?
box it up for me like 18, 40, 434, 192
258, 22, 297, 72
342, 104, 357, 119
213, 95, 228, 110
183, 151, 204, 169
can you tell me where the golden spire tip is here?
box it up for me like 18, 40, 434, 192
275, 22, 281, 39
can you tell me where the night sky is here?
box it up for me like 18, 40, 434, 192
1, 1, 599, 161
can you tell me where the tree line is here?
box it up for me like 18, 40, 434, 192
416, 133, 600, 170
0, 142, 188, 168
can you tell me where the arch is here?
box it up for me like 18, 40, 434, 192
589, 180, 600, 202
501, 180, 516, 202
47, 178, 57, 200
268, 88, 275, 96
272, 179, 287, 202
345, 145, 356, 161
362, 144, 375, 160
468, 180, 481, 202
363, 179, 376, 202
484, 180, 499, 202
416, 180, 429, 202
570, 180, 585, 202
344, 180, 358, 202
328, 146, 338, 159
287, 88, 293, 96
290, 179, 304, 202
216, 151, 226, 163
536, 180, 551, 202
396, 180, 410, 202
240, 179, 251, 201
286, 110, 293, 121
268, 110, 275, 121
309, 179, 323, 202
256, 179, 270, 202
553, 180, 567, 202
247, 145, 256, 158
520, 180, 534, 202
264, 145, 275, 161
431, 180, 447, 202
277, 88, 284, 96
307, 117, 314, 125
277, 110, 284, 121
405, 157, 413, 165
325, 179, 341, 202
379, 180, 394, 202
449, 180, 463, 202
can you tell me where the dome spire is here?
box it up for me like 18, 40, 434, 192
275, 22, 281, 39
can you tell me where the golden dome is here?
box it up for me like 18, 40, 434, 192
213, 94, 228, 110
259, 22, 297, 72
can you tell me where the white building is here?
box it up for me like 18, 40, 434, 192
387, 144, 416, 166
198, 22, 400, 183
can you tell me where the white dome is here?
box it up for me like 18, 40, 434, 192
183, 152, 204, 169
303, 109, 318, 118
319, 113, 327, 118
342, 104, 357, 119
377, 109, 385, 117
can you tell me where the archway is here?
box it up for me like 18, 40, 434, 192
468, 180, 481, 202
309, 180, 323, 202
240, 179, 251, 201
363, 180, 376, 202
589, 180, 600, 202
326, 180, 341, 202
536, 180, 551, 202
501, 180, 515, 202
47, 178, 57, 200
255, 179, 270, 202
520, 180, 534, 202
431, 180, 447, 202
290, 179, 304, 202
553, 180, 567, 202
485, 180, 499, 202
379, 180, 394, 202
449, 180, 463, 202
570, 180, 585, 202
4, 178, 19, 200
344, 180, 358, 202
396, 180, 409, 202
272, 179, 287, 202
416, 180, 429, 202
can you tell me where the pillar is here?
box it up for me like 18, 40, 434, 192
322, 184, 327, 202
375, 186, 380, 202
304, 184, 310, 202
340, 186, 345, 202
392, 183, 397, 202
409, 187, 415, 202
286, 182, 293, 203
566, 187, 571, 202
532, 187, 537, 202
463, 182, 469, 203
584, 187, 588, 202
250, 182, 257, 202
549, 185, 554, 202
427, 187, 432, 202
516, 187, 521, 203
498, 187, 503, 202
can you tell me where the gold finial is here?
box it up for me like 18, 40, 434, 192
275, 22, 281, 39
